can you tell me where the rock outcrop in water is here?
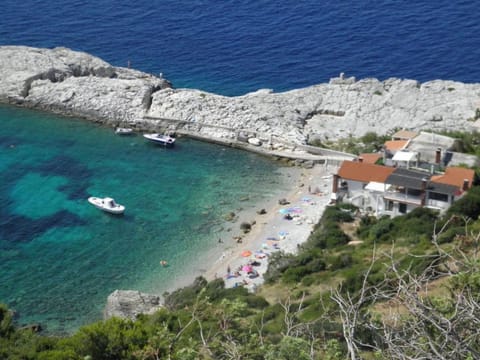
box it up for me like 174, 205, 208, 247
1, 46, 480, 156
104, 290, 162, 320
0, 46, 171, 124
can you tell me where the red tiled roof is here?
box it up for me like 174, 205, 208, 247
337, 161, 395, 183
384, 140, 408, 151
358, 153, 382, 164
430, 167, 475, 189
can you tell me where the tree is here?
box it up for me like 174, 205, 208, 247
265, 336, 311, 360
0, 303, 14, 338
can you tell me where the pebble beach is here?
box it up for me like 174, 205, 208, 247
205, 163, 337, 291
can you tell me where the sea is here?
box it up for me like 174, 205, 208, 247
1, 0, 479, 334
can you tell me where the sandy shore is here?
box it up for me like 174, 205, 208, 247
204, 162, 337, 292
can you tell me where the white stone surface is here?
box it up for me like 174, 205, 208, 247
2, 46, 480, 149
104, 290, 162, 320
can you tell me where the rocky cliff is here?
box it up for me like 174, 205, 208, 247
1, 46, 480, 152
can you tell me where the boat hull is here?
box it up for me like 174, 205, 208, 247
143, 133, 175, 147
88, 197, 125, 214
115, 128, 134, 135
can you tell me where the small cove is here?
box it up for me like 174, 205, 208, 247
0, 105, 292, 334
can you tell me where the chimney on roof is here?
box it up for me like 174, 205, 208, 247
435, 147, 441, 164
463, 179, 469, 191
332, 174, 339, 193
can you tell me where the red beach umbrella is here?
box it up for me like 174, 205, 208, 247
241, 250, 252, 257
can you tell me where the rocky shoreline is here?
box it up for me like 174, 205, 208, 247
2, 46, 480, 163
2, 45, 480, 320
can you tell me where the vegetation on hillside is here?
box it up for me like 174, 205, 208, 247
309, 131, 391, 155
310, 128, 480, 164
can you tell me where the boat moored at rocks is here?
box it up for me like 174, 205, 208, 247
143, 133, 176, 147
115, 127, 134, 135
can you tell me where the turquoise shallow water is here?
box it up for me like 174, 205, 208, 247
0, 105, 290, 334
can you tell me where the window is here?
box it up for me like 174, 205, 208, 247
399, 203, 407, 213
429, 192, 449, 202
387, 201, 394, 211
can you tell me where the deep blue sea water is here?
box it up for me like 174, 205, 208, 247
1, 0, 480, 334
2, 0, 480, 96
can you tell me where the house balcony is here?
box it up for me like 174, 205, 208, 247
383, 191, 423, 206
425, 199, 450, 211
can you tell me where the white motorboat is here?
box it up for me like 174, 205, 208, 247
115, 127, 134, 135
88, 197, 125, 214
143, 133, 176, 147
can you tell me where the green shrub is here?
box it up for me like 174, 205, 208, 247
66, 317, 147, 359
305, 257, 327, 273
341, 267, 364, 293
368, 218, 394, 242
295, 251, 317, 266
396, 252, 435, 277
163, 276, 208, 310
325, 227, 351, 248
283, 266, 311, 283
447, 186, 480, 219
322, 206, 355, 223
436, 226, 465, 244
264, 252, 296, 283
330, 253, 353, 270
245, 295, 269, 309
357, 215, 378, 238
301, 275, 316, 287
0, 304, 14, 338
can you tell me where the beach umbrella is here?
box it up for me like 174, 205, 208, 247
241, 250, 252, 257
242, 265, 253, 272
254, 250, 267, 259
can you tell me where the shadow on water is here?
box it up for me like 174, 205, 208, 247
0, 155, 92, 244
34, 155, 92, 200
0, 210, 86, 244
0, 135, 21, 148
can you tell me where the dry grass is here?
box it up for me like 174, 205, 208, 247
371, 275, 452, 326
258, 273, 344, 305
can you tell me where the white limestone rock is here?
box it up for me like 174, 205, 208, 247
147, 77, 480, 146
0, 45, 171, 123
1, 45, 480, 148
104, 290, 162, 320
